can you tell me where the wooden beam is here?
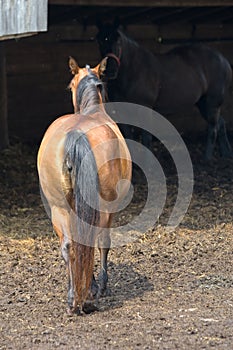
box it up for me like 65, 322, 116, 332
0, 32, 38, 41
48, 0, 233, 7
0, 42, 9, 150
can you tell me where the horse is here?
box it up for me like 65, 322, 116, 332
37, 57, 132, 314
96, 21, 233, 160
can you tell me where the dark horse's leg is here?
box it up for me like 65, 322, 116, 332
141, 130, 153, 152
119, 123, 133, 141
197, 95, 232, 160
217, 116, 232, 158
205, 119, 218, 161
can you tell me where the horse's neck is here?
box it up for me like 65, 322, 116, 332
79, 90, 104, 115
120, 35, 139, 67
120, 32, 157, 66
80, 102, 105, 115
120, 35, 160, 79
115, 34, 161, 102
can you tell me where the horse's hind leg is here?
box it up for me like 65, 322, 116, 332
52, 207, 75, 311
197, 94, 232, 160
204, 111, 232, 160
97, 227, 111, 297
197, 96, 220, 160
206, 120, 218, 161
217, 116, 232, 158
88, 275, 99, 299
55, 226, 75, 310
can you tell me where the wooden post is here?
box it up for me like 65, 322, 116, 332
0, 41, 9, 150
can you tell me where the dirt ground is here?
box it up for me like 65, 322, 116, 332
0, 136, 233, 350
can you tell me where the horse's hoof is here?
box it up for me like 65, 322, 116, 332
66, 307, 75, 316
82, 302, 99, 314
66, 306, 83, 316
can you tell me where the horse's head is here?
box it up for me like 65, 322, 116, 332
96, 19, 122, 79
68, 57, 108, 113
96, 18, 120, 56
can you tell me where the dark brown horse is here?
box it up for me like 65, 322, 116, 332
96, 21, 232, 160
37, 57, 132, 314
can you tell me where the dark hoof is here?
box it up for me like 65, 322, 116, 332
82, 302, 99, 314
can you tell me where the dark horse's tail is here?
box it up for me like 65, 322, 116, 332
63, 129, 100, 309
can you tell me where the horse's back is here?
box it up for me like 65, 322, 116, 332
169, 43, 232, 86
155, 43, 232, 113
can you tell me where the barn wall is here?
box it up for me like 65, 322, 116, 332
5, 24, 100, 144
5, 21, 233, 144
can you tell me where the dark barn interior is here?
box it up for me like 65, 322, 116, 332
2, 1, 233, 145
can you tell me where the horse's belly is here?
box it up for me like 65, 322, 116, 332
155, 65, 206, 115
155, 86, 201, 115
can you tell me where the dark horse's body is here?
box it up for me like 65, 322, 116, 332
96, 22, 232, 160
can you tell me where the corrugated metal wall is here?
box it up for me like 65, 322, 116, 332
0, 0, 48, 40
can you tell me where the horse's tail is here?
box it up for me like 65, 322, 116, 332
63, 129, 100, 309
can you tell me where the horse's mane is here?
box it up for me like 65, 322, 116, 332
117, 29, 153, 63
77, 72, 106, 114
118, 29, 139, 50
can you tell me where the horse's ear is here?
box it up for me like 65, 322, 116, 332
113, 17, 120, 30
69, 56, 79, 75
98, 57, 108, 77
96, 18, 103, 31
93, 57, 108, 78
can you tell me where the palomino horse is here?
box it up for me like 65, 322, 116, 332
37, 57, 132, 314
96, 21, 232, 160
